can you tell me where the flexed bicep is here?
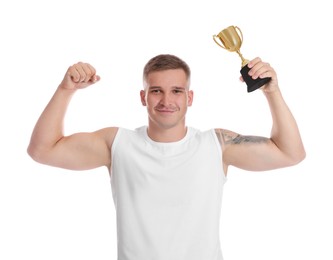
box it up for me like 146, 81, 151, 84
217, 128, 289, 171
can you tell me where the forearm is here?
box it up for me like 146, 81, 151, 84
264, 89, 305, 163
28, 87, 76, 157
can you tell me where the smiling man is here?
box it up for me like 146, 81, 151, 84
141, 62, 193, 141
27, 54, 305, 260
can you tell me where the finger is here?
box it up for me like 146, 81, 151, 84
81, 63, 97, 83
85, 63, 99, 82
250, 62, 270, 80
67, 65, 81, 83
247, 57, 261, 68
75, 62, 89, 82
258, 66, 274, 79
67, 62, 87, 83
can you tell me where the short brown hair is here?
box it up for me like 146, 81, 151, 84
143, 54, 191, 82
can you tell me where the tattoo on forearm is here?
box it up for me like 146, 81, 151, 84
228, 135, 269, 145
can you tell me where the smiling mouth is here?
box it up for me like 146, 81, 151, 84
155, 105, 178, 113
156, 109, 175, 113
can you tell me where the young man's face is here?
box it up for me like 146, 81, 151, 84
140, 69, 193, 130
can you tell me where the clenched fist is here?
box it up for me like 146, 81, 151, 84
60, 62, 100, 90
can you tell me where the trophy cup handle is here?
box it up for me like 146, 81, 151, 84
213, 35, 226, 49
234, 26, 244, 43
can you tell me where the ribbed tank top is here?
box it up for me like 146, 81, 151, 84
110, 126, 227, 260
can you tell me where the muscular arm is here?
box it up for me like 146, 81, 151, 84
27, 62, 118, 171
216, 58, 306, 172
216, 129, 285, 172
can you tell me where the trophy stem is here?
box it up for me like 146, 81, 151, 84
236, 50, 249, 68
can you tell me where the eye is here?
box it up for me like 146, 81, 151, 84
150, 89, 161, 94
173, 89, 184, 94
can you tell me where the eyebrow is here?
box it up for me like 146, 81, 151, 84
148, 86, 186, 90
173, 86, 186, 90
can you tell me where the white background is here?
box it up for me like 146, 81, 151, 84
1, 0, 332, 259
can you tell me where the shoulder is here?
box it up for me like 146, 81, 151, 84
94, 127, 119, 150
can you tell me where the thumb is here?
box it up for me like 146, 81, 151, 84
92, 75, 101, 83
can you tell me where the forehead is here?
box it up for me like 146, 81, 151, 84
145, 69, 188, 88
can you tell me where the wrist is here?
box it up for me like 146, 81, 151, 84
262, 85, 281, 95
57, 82, 78, 93
262, 87, 284, 104
55, 84, 78, 101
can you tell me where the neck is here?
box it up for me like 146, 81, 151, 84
147, 123, 187, 143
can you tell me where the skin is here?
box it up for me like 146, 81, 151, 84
140, 69, 193, 142
27, 58, 306, 176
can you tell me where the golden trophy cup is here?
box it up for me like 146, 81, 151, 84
213, 25, 271, 92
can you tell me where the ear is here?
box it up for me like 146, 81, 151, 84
187, 90, 194, 106
140, 90, 147, 106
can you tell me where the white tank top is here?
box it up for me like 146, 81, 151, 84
110, 126, 227, 260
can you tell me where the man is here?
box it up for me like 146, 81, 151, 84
27, 54, 305, 260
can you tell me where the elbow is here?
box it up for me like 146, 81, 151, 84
288, 148, 306, 166
296, 145, 307, 164
27, 144, 40, 162
27, 144, 48, 164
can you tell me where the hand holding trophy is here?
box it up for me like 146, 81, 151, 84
213, 25, 271, 92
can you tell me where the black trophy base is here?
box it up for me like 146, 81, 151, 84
240, 65, 271, 93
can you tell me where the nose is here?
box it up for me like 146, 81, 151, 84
160, 92, 172, 106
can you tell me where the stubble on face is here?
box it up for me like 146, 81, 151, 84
142, 69, 192, 130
